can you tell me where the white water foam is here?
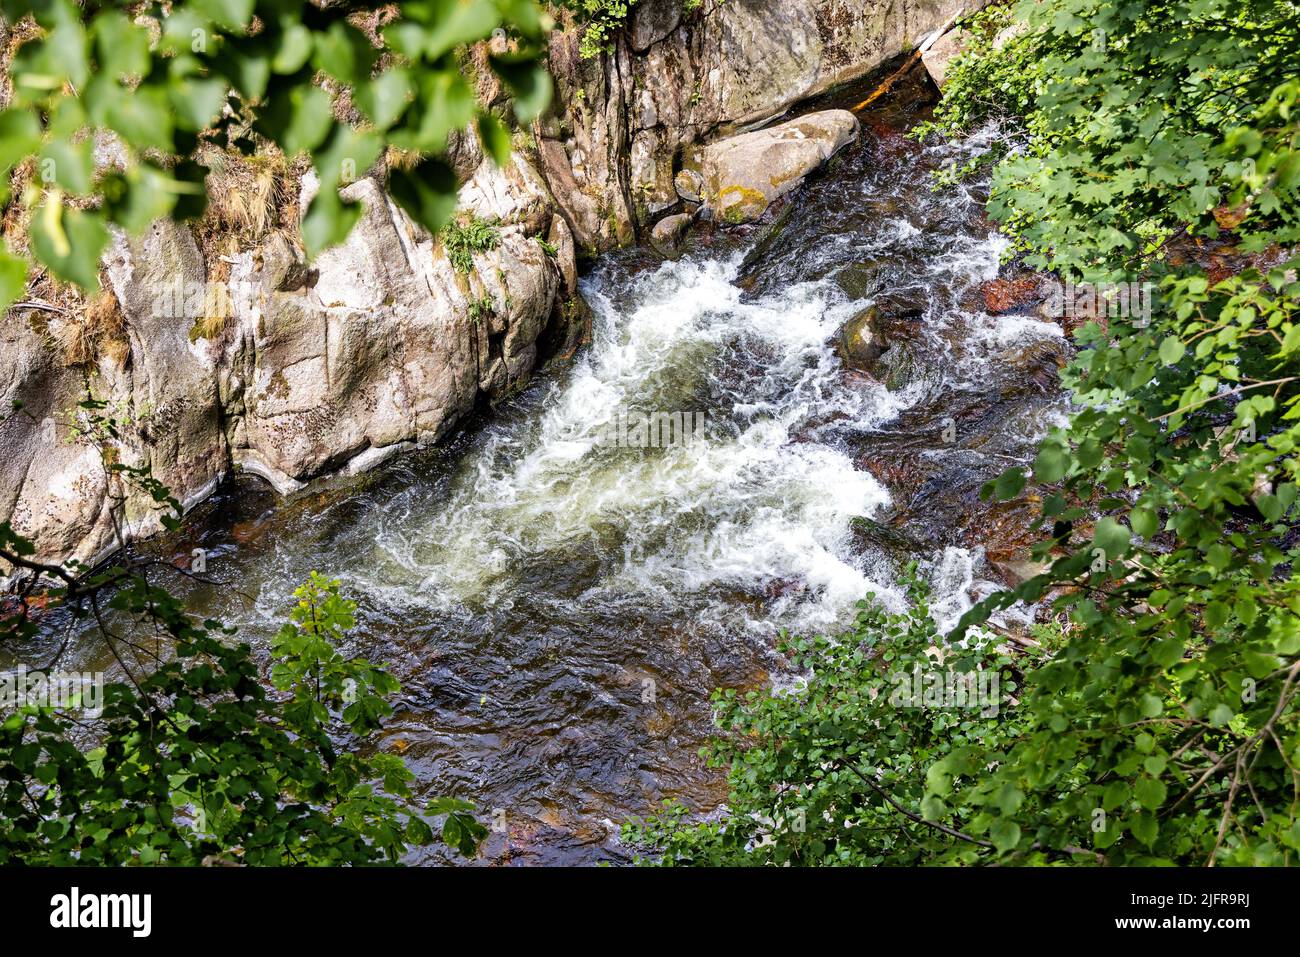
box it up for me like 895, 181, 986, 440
330, 121, 1056, 641
353, 252, 905, 634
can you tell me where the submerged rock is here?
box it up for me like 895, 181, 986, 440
701, 110, 860, 224
978, 276, 1043, 314
835, 262, 885, 301
837, 306, 887, 369
836, 300, 930, 388
650, 212, 694, 255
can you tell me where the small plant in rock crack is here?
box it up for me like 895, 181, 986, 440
468, 295, 495, 326
441, 216, 501, 274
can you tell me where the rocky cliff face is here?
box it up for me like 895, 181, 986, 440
537, 0, 975, 253
1, 151, 579, 576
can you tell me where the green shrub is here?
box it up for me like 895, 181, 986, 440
623, 570, 1031, 865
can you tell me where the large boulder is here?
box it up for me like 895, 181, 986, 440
0, 310, 117, 572
700, 110, 859, 224
103, 220, 229, 518
0, 220, 228, 574
650, 212, 693, 255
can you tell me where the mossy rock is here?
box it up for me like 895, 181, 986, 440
837, 306, 887, 369
835, 262, 884, 300
717, 184, 770, 223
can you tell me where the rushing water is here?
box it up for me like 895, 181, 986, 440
17, 78, 1071, 864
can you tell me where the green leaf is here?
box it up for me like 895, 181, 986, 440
1134, 776, 1167, 811
170, 159, 211, 221
996, 783, 1025, 815
313, 21, 376, 87
37, 140, 94, 195
1149, 639, 1184, 669
477, 111, 512, 166
258, 85, 334, 157
1159, 335, 1190, 366
1205, 543, 1232, 572
100, 166, 179, 234
1033, 441, 1069, 483
388, 160, 458, 235
104, 87, 174, 152
95, 11, 151, 79
492, 56, 552, 123
1130, 811, 1158, 846
302, 190, 364, 259
41, 12, 91, 91
1130, 506, 1157, 538
990, 817, 1021, 853
1204, 600, 1229, 629
424, 0, 502, 60
398, 70, 474, 154
312, 125, 381, 193
212, 44, 272, 101
170, 76, 228, 133
1256, 493, 1283, 522
1092, 517, 1130, 560
993, 468, 1027, 500
0, 109, 42, 201
272, 23, 315, 74
356, 69, 414, 132
0, 248, 30, 314
190, 0, 255, 32
29, 202, 110, 290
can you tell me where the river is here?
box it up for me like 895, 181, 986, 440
16, 76, 1070, 864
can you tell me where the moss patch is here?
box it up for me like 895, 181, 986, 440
717, 184, 769, 224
